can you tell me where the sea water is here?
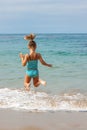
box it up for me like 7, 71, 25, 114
0, 33, 87, 112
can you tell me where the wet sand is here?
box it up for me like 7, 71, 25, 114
0, 110, 87, 130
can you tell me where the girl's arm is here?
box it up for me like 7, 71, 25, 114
19, 53, 28, 66
38, 54, 52, 67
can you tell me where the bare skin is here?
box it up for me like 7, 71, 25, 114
19, 44, 52, 91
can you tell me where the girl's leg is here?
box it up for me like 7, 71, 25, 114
24, 75, 31, 91
33, 76, 46, 87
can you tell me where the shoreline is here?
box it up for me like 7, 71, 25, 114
0, 109, 87, 130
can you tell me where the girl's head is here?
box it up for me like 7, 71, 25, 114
28, 40, 37, 50
24, 33, 37, 50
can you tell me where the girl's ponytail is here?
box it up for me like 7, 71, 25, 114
24, 33, 36, 41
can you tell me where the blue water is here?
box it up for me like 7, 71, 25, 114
0, 33, 87, 112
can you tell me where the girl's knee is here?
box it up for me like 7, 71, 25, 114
34, 83, 38, 87
34, 82, 40, 87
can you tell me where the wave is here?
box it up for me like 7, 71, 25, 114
49, 50, 87, 57
0, 88, 87, 112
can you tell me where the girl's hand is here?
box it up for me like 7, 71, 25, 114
48, 64, 52, 67
19, 53, 24, 59
19, 53, 28, 66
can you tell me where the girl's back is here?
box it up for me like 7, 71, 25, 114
27, 53, 40, 70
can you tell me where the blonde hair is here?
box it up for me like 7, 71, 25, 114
24, 33, 36, 41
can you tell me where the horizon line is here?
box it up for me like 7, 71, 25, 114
0, 32, 87, 35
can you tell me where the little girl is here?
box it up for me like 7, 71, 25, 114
19, 34, 52, 91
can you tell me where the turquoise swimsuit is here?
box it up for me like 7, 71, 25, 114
26, 60, 39, 78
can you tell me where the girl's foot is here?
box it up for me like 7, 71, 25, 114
39, 79, 46, 86
24, 83, 31, 91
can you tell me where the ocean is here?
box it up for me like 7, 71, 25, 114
0, 33, 87, 112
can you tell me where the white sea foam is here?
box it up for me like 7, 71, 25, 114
0, 88, 87, 112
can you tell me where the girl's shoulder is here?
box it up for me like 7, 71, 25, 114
24, 53, 29, 60
36, 53, 42, 59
